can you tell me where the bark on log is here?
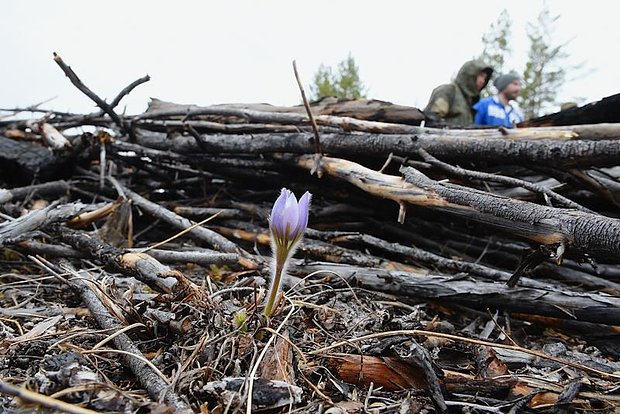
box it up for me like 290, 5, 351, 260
0, 202, 101, 247
139, 248, 239, 266
399, 165, 620, 257
173, 206, 246, 220
135, 119, 307, 134
134, 131, 620, 168
0, 137, 72, 184
16, 239, 239, 267
322, 353, 518, 399
0, 180, 70, 204
17, 240, 87, 258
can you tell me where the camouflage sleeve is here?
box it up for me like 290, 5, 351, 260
424, 84, 455, 118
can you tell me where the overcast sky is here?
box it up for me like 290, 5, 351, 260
1, 1, 618, 115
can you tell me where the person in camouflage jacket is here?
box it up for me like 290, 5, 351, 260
424, 59, 493, 126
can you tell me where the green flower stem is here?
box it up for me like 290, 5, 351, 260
264, 249, 287, 317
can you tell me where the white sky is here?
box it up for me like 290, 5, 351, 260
1, 1, 618, 115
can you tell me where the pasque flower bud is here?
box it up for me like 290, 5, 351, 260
264, 188, 311, 317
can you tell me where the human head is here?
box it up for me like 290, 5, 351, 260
454, 59, 493, 99
494, 73, 522, 100
476, 70, 491, 92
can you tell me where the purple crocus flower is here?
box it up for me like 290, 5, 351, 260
264, 188, 311, 317
270, 189, 311, 244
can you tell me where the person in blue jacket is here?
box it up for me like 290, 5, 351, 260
473, 73, 524, 127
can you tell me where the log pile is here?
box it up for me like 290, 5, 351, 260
0, 54, 619, 413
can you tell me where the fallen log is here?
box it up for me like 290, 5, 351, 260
288, 261, 620, 325
0, 136, 72, 184
16, 239, 239, 267
291, 156, 620, 259
134, 131, 620, 168
520, 93, 620, 127
144, 97, 426, 125
0, 202, 103, 247
0, 180, 70, 204
399, 165, 620, 257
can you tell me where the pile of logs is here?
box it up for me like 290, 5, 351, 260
0, 54, 620, 412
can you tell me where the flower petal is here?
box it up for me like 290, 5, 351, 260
270, 188, 290, 236
295, 191, 312, 234
282, 191, 299, 238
